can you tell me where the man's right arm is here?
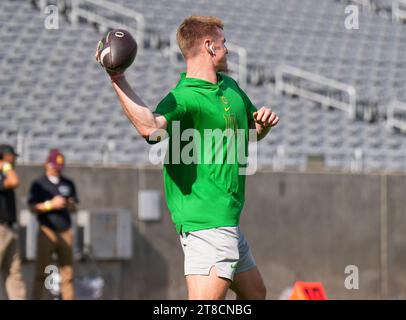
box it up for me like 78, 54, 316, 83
29, 196, 67, 214
28, 182, 67, 214
110, 74, 168, 140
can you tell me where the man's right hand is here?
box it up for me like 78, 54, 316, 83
51, 195, 67, 210
95, 42, 124, 80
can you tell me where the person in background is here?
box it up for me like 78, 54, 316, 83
0, 144, 26, 299
28, 149, 79, 300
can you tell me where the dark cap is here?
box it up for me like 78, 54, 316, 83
0, 144, 19, 157
47, 149, 65, 170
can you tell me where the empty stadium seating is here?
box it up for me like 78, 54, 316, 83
1, 0, 406, 172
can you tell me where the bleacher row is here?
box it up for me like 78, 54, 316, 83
1, 0, 406, 172
115, 0, 406, 114
340, 0, 396, 19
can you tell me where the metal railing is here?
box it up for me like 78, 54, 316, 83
275, 64, 357, 119
168, 29, 248, 87
36, 0, 68, 11
341, 0, 406, 25
387, 100, 406, 131
226, 43, 248, 88
392, 0, 406, 21
70, 0, 145, 50
350, 148, 364, 173
348, 0, 374, 10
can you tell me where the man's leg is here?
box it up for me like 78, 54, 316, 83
0, 224, 13, 266
0, 224, 26, 299
32, 226, 55, 300
181, 227, 240, 300
230, 266, 266, 300
2, 235, 26, 299
229, 228, 266, 300
186, 266, 231, 300
0, 224, 14, 286
56, 228, 75, 300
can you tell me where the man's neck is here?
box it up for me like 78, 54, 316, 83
46, 174, 60, 185
185, 57, 217, 84
46, 171, 60, 179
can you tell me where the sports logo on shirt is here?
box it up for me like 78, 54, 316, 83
221, 96, 231, 112
58, 185, 71, 197
221, 96, 229, 105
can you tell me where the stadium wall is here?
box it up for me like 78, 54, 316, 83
5, 165, 406, 299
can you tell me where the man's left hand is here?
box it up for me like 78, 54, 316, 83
253, 107, 279, 128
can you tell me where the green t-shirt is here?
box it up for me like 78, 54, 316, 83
153, 72, 257, 233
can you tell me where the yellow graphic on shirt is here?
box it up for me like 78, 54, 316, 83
223, 113, 237, 136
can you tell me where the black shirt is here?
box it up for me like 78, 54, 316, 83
28, 175, 79, 232
0, 172, 16, 224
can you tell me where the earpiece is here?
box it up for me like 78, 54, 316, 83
209, 44, 216, 56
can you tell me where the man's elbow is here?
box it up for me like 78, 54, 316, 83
5, 178, 19, 189
140, 132, 149, 140
138, 125, 153, 139
140, 127, 168, 144
139, 128, 153, 142
139, 128, 156, 145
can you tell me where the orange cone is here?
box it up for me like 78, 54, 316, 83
289, 281, 328, 300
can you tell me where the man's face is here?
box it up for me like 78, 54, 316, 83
4, 153, 16, 165
45, 162, 62, 176
211, 28, 228, 72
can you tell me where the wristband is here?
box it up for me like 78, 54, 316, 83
44, 200, 53, 211
2, 162, 12, 174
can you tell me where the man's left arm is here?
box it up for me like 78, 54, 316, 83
67, 181, 79, 213
236, 81, 279, 141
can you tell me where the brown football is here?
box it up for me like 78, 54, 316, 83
96, 29, 137, 74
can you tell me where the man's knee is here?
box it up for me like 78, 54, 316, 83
59, 265, 74, 281
187, 281, 230, 300
236, 282, 267, 300
186, 269, 231, 300
188, 291, 226, 300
